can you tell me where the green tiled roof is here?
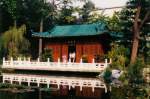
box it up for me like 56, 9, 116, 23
32, 23, 109, 38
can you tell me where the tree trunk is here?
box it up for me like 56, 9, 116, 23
130, 6, 141, 64
130, 32, 140, 64
39, 18, 43, 59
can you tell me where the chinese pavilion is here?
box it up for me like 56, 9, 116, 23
32, 22, 113, 63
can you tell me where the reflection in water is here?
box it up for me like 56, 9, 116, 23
1, 73, 109, 99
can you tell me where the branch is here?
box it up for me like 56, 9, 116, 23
139, 11, 150, 29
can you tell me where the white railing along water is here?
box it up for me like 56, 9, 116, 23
2, 73, 107, 93
2, 57, 111, 72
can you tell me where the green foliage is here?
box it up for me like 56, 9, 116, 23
81, 55, 88, 63
57, 0, 77, 25
41, 48, 53, 62
94, 54, 106, 63
103, 68, 112, 84
119, 0, 150, 63
86, 13, 109, 24
128, 58, 145, 84
107, 12, 122, 32
1, 0, 17, 20
0, 83, 26, 89
111, 86, 127, 99
107, 44, 129, 70
80, 0, 95, 23
1, 25, 30, 58
108, 59, 149, 99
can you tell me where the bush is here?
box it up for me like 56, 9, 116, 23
82, 55, 88, 63
107, 44, 129, 70
109, 58, 148, 99
41, 48, 53, 62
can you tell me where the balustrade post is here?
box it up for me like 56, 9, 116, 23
58, 58, 60, 66
47, 83, 49, 88
92, 58, 95, 63
37, 83, 40, 87
28, 57, 30, 62
19, 81, 21, 85
47, 58, 50, 62
28, 82, 30, 86
10, 57, 13, 66
28, 57, 31, 66
19, 57, 22, 61
105, 59, 108, 64
24, 57, 26, 61
37, 58, 40, 62
105, 59, 108, 65
92, 87, 95, 92
2, 78, 5, 83
105, 59, 108, 68
57, 84, 60, 89
68, 81, 71, 90
80, 86, 82, 91
69, 85, 71, 90
10, 80, 13, 84
80, 58, 82, 63
104, 85, 107, 93
17, 57, 19, 61
68, 58, 71, 63
3, 57, 5, 66
47, 58, 50, 66
58, 58, 60, 63
109, 58, 112, 64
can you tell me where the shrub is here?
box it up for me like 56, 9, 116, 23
41, 48, 53, 62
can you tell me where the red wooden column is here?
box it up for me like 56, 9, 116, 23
61, 44, 68, 62
53, 44, 61, 62
76, 44, 82, 62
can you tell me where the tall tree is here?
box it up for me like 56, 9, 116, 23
0, 0, 18, 26
80, 0, 95, 23
120, 0, 150, 63
56, 0, 77, 24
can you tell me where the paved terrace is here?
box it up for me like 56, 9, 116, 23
2, 57, 111, 73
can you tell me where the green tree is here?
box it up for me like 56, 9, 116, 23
125, 59, 148, 99
56, 0, 77, 24
119, 0, 150, 63
42, 48, 53, 62
1, 25, 30, 58
79, 0, 95, 23
107, 44, 128, 70
0, 0, 18, 26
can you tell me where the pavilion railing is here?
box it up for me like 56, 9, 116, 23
2, 57, 111, 72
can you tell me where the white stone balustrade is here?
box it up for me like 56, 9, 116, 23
2, 57, 111, 73
2, 73, 107, 93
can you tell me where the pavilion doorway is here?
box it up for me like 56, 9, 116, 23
68, 44, 76, 62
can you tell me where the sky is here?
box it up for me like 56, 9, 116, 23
48, 0, 129, 16
73, 0, 128, 16
90, 0, 128, 8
